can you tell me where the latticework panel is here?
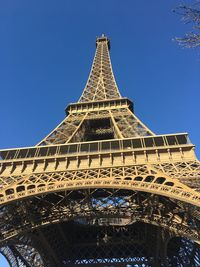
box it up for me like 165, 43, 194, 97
152, 160, 200, 190
0, 186, 200, 244
37, 107, 154, 146
167, 237, 200, 266
0, 239, 45, 267
1, 163, 200, 207
38, 113, 86, 146
0, 247, 19, 267
79, 35, 121, 102
0, 185, 200, 266
61, 222, 158, 266
36, 34, 154, 146
111, 108, 154, 137
1, 34, 200, 267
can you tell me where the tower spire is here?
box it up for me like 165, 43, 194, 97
0, 34, 200, 267
79, 35, 121, 102
37, 36, 154, 146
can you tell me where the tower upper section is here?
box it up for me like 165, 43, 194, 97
35, 35, 155, 146
79, 34, 122, 102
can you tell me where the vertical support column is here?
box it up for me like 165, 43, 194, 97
152, 228, 169, 267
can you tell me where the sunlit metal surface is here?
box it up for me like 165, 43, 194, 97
0, 35, 200, 266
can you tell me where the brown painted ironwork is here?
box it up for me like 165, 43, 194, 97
0, 35, 200, 266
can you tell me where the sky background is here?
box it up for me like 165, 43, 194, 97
0, 0, 199, 265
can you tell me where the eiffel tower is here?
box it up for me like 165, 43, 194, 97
0, 35, 200, 267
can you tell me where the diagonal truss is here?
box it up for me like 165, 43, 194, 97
79, 34, 121, 102
37, 35, 154, 146
0, 35, 200, 266
37, 99, 154, 146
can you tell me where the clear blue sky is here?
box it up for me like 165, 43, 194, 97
0, 0, 199, 265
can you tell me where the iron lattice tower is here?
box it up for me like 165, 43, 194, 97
0, 35, 200, 267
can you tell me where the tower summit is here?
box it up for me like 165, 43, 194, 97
37, 35, 154, 146
0, 36, 200, 266
79, 34, 120, 102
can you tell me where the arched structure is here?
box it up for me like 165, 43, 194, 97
0, 35, 200, 266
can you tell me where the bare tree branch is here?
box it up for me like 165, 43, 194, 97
174, 2, 200, 48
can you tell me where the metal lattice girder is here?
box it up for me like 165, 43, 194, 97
0, 187, 200, 244
0, 35, 200, 266
0, 246, 19, 267
0, 133, 200, 209
152, 161, 200, 189
37, 101, 154, 146
79, 35, 121, 102
0, 163, 200, 207
37, 35, 154, 146
36, 221, 168, 267
2, 216, 197, 267
167, 237, 200, 266
0, 240, 45, 267
37, 112, 86, 146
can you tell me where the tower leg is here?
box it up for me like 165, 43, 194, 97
152, 228, 169, 267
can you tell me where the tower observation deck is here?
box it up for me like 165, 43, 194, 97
0, 35, 200, 267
